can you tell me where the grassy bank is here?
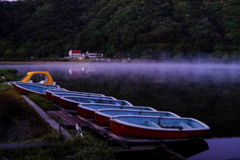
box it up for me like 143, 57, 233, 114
0, 68, 18, 83
0, 69, 37, 142
0, 69, 116, 160
0, 131, 115, 160
0, 84, 58, 144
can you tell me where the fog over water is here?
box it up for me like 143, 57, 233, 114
1, 62, 240, 84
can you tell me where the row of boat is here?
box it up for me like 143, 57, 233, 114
12, 79, 210, 139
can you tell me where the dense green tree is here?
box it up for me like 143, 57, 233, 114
0, 0, 240, 59
4, 49, 15, 59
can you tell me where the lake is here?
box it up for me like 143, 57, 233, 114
1, 62, 240, 159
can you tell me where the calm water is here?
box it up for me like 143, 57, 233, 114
189, 138, 240, 160
1, 62, 240, 159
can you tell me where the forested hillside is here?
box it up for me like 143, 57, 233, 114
0, 0, 240, 60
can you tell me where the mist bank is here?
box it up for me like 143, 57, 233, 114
1, 61, 240, 84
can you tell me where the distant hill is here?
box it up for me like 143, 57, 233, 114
0, 0, 240, 60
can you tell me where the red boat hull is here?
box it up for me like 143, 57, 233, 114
110, 120, 209, 139
13, 83, 45, 97
51, 94, 61, 103
59, 98, 78, 110
95, 113, 110, 126
45, 90, 53, 99
77, 107, 95, 119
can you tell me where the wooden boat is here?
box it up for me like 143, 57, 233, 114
110, 115, 210, 139
13, 81, 60, 97
59, 96, 133, 110
52, 93, 115, 104
45, 89, 105, 99
21, 71, 56, 85
95, 109, 180, 126
78, 104, 157, 119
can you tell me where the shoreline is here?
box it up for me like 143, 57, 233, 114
0, 61, 86, 65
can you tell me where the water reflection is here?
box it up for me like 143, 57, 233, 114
69, 68, 83, 75
165, 139, 209, 158
69, 67, 103, 75
189, 138, 240, 160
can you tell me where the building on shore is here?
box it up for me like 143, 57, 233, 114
68, 50, 103, 59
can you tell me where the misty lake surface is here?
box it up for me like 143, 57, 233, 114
2, 62, 240, 84
1, 62, 240, 159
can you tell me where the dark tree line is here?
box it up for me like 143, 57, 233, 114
0, 0, 240, 60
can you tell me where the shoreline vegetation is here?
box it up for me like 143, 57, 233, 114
0, 69, 117, 160
0, 50, 240, 65
0, 69, 182, 160
1, 53, 240, 64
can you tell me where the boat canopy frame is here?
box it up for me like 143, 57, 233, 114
21, 71, 56, 85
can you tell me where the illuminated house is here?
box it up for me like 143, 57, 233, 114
69, 50, 84, 59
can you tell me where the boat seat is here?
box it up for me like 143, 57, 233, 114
179, 122, 192, 129
87, 100, 95, 103
114, 102, 122, 105
145, 121, 162, 128
189, 121, 202, 128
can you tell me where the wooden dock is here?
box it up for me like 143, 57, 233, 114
46, 109, 204, 160
47, 110, 136, 148
47, 110, 88, 127
38, 100, 210, 160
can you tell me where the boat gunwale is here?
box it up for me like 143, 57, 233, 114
95, 109, 180, 118
46, 88, 69, 94
110, 115, 210, 132
61, 96, 133, 106
15, 82, 60, 88
52, 93, 113, 99
13, 82, 60, 95
78, 105, 157, 113
48, 89, 105, 96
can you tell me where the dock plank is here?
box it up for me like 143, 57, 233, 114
75, 115, 129, 148
46, 111, 88, 127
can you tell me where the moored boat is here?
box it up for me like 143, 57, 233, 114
95, 109, 180, 126
13, 81, 60, 97
21, 71, 56, 85
52, 93, 115, 103
45, 88, 69, 99
45, 89, 105, 99
110, 115, 210, 139
59, 96, 133, 110
78, 103, 156, 119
